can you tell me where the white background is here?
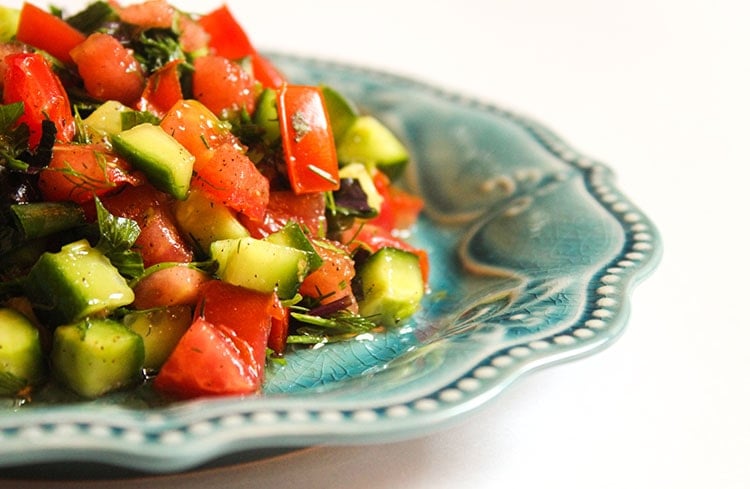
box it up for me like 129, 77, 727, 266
5, 0, 750, 488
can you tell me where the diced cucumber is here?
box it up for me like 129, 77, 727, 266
83, 100, 130, 137
211, 237, 310, 299
111, 123, 195, 200
123, 305, 191, 371
173, 190, 250, 254
0, 7, 19, 42
23, 239, 134, 325
338, 162, 384, 214
265, 222, 323, 272
253, 88, 281, 145
337, 115, 410, 180
357, 247, 424, 327
0, 308, 46, 396
51, 318, 145, 398
321, 85, 358, 142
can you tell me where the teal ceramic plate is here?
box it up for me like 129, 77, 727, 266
0, 54, 660, 474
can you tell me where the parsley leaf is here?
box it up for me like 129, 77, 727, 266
93, 197, 144, 280
0, 102, 30, 171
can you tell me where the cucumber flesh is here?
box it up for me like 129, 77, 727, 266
0, 308, 46, 396
211, 237, 310, 299
51, 318, 145, 398
112, 123, 195, 200
173, 190, 249, 254
336, 115, 409, 180
357, 247, 424, 327
265, 222, 323, 272
124, 305, 192, 371
83, 100, 130, 138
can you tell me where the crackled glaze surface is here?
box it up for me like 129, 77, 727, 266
0, 54, 660, 473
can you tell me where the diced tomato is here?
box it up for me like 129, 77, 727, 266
299, 239, 357, 311
153, 316, 262, 399
100, 184, 193, 267
197, 5, 252, 60
196, 280, 279, 384
191, 142, 269, 222
177, 13, 210, 53
38, 143, 140, 204
136, 59, 184, 117
192, 55, 255, 119
276, 85, 340, 194
113, 0, 175, 29
70, 33, 145, 105
240, 190, 327, 238
132, 266, 212, 310
160, 99, 232, 168
0, 43, 30, 90
268, 297, 290, 355
2, 52, 75, 148
251, 53, 286, 89
342, 223, 430, 285
15, 3, 85, 65
369, 171, 424, 234
198, 4, 285, 88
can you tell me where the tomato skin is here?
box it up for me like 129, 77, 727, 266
136, 59, 184, 117
70, 33, 145, 105
113, 0, 175, 29
191, 142, 269, 222
132, 266, 212, 310
100, 184, 193, 267
192, 55, 255, 119
2, 52, 75, 148
299, 239, 358, 311
153, 317, 261, 399
240, 190, 327, 238
267, 298, 290, 355
177, 14, 210, 53
196, 280, 278, 383
160, 99, 231, 168
15, 3, 85, 65
38, 143, 139, 204
197, 4, 285, 88
276, 85, 340, 194
369, 171, 424, 234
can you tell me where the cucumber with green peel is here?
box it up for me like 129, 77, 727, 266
321, 85, 358, 142
357, 247, 424, 327
51, 318, 145, 398
111, 123, 195, 200
336, 115, 410, 180
173, 190, 250, 254
0, 308, 46, 396
265, 222, 323, 272
253, 88, 281, 145
123, 305, 192, 371
23, 239, 134, 325
211, 237, 310, 299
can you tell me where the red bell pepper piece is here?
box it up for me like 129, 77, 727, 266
276, 85, 340, 194
2, 52, 75, 148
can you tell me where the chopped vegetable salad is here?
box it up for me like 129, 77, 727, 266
0, 0, 428, 401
